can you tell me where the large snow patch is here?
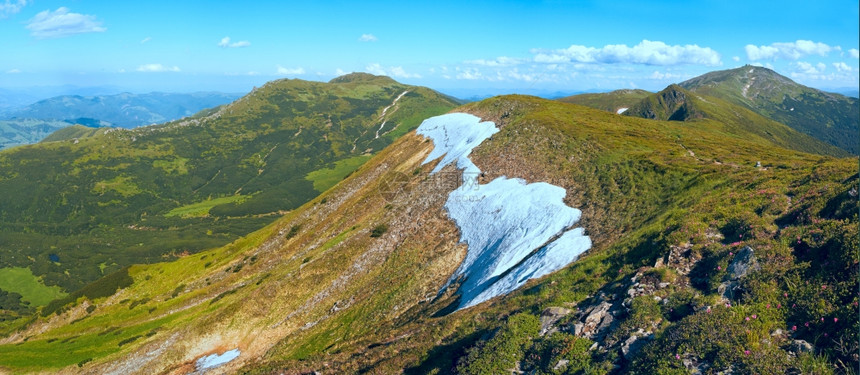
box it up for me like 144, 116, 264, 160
417, 113, 592, 310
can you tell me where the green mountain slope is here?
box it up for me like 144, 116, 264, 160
678, 65, 859, 154
0, 74, 457, 298
39, 124, 106, 143
557, 89, 652, 113
0, 95, 854, 374
624, 84, 849, 157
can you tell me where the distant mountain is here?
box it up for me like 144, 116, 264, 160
678, 65, 859, 154
0, 119, 81, 150
558, 89, 652, 113
624, 84, 849, 157
3, 92, 242, 128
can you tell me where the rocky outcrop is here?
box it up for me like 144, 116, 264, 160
718, 246, 760, 300
539, 307, 573, 336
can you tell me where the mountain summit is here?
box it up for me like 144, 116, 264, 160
679, 65, 859, 154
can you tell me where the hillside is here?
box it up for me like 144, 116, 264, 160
0, 119, 78, 150
0, 74, 457, 303
558, 89, 652, 114
624, 84, 849, 157
0, 95, 854, 374
678, 65, 859, 154
3, 92, 241, 129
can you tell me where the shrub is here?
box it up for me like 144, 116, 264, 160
370, 224, 388, 238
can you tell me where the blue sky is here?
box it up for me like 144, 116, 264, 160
1, 0, 858, 96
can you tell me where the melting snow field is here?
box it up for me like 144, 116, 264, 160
417, 113, 592, 310
196, 349, 240, 372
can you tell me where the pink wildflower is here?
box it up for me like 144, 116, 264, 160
717, 266, 722, 271
834, 318, 838, 323
766, 304, 771, 309
745, 317, 750, 321
675, 354, 680, 360
744, 350, 750, 355
783, 293, 788, 297
821, 285, 827, 289
792, 325, 797, 331
752, 314, 757, 319
805, 322, 809, 327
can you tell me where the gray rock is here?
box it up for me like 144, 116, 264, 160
539, 306, 572, 336
621, 333, 652, 359
553, 359, 569, 371
790, 339, 814, 354
719, 246, 760, 300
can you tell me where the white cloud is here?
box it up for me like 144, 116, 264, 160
136, 64, 180, 72
796, 61, 826, 74
26, 7, 106, 38
531, 40, 721, 66
649, 70, 683, 80
464, 56, 523, 67
140, 37, 151, 44
732, 56, 740, 62
0, 0, 27, 18
358, 33, 377, 42
455, 68, 483, 80
849, 49, 860, 59
745, 40, 836, 61
5, 68, 21, 74
365, 63, 421, 78
218, 36, 250, 48
832, 62, 853, 72
276, 65, 304, 75
335, 68, 348, 76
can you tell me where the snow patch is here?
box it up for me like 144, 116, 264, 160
417, 113, 591, 310
616, 107, 628, 114
196, 349, 240, 371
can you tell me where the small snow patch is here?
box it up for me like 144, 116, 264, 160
616, 107, 628, 114
196, 349, 240, 371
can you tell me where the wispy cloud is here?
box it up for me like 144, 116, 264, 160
832, 62, 853, 72
464, 57, 523, 67
5, 68, 21, 74
26, 7, 105, 38
358, 33, 377, 42
218, 36, 250, 48
0, 0, 27, 18
849, 48, 860, 59
276, 65, 304, 75
745, 40, 836, 61
140, 36, 151, 44
531, 40, 721, 66
136, 64, 180, 72
365, 63, 421, 78
335, 68, 349, 76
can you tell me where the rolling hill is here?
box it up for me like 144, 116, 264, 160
0, 91, 854, 374
558, 89, 652, 114
678, 65, 859, 154
0, 74, 457, 301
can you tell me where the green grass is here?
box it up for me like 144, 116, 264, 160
305, 155, 373, 192
0, 267, 66, 306
163, 195, 251, 218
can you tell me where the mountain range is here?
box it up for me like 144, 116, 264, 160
0, 69, 855, 374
